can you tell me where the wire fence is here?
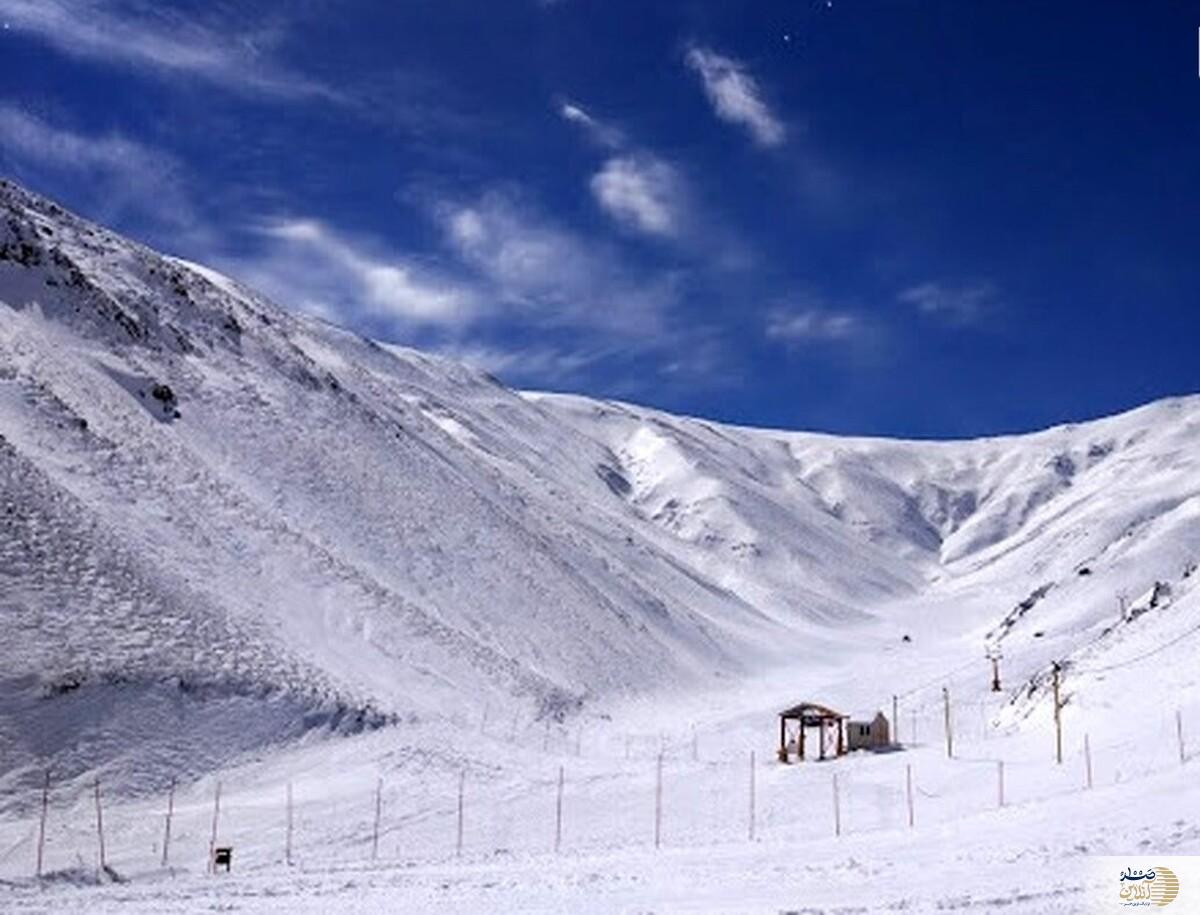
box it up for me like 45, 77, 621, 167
0, 698, 1192, 886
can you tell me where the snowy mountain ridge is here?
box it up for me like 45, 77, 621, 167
2, 177, 1198, 798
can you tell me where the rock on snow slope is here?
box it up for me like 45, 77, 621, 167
1, 177, 1199, 803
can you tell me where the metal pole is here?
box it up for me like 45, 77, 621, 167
93, 779, 107, 875
35, 770, 49, 879
162, 778, 176, 868
997, 760, 1005, 808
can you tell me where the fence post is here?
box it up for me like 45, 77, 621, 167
654, 752, 664, 849
35, 770, 49, 879
207, 780, 222, 874
161, 778, 176, 868
455, 772, 465, 858
1177, 710, 1187, 765
554, 765, 564, 853
286, 782, 294, 865
692, 727, 699, 763
1084, 734, 1094, 790
372, 777, 382, 861
905, 764, 914, 828
943, 687, 954, 758
997, 760, 1005, 808
892, 695, 899, 744
748, 750, 756, 841
832, 772, 841, 837
93, 779, 107, 876
1052, 663, 1063, 765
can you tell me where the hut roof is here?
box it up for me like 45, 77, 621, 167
779, 702, 846, 720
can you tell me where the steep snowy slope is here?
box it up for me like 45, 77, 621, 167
0, 180, 906, 796
2, 178, 1199, 814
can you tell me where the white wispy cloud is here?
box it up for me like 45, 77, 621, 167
685, 46, 785, 148
589, 154, 684, 238
899, 281, 998, 325
766, 306, 861, 343
0, 105, 201, 235
224, 218, 476, 329
557, 100, 624, 148
0, 0, 339, 101
436, 189, 679, 337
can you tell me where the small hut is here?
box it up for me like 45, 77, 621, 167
846, 711, 890, 751
778, 704, 892, 762
777, 702, 848, 762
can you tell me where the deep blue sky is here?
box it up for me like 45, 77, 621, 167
1, 1, 1197, 437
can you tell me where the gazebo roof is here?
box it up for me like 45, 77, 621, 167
779, 702, 847, 720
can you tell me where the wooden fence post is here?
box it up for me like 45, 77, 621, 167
892, 696, 899, 744
35, 770, 49, 879
1052, 663, 1063, 765
455, 772, 465, 858
93, 779, 107, 876
161, 778, 176, 868
748, 750, 756, 841
286, 782, 294, 866
372, 777, 382, 860
943, 687, 954, 758
1084, 734, 1094, 790
832, 772, 841, 837
207, 780, 222, 874
1177, 710, 1187, 765
554, 765, 564, 853
654, 752, 664, 849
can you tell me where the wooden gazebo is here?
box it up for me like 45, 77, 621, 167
778, 702, 847, 763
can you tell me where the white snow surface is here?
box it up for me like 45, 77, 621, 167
1, 179, 1199, 912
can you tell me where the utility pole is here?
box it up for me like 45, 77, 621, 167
942, 687, 954, 758
1052, 662, 1063, 765
987, 649, 1002, 692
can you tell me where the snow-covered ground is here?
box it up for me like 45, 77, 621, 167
1, 179, 1199, 911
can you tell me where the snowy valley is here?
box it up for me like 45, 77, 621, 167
1, 179, 1199, 912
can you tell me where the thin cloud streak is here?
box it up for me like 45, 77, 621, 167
899, 281, 999, 325
0, 0, 342, 102
685, 46, 785, 148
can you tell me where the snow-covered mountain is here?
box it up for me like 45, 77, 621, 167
2, 177, 1198, 804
